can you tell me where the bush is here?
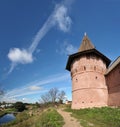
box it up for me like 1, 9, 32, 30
14, 102, 26, 112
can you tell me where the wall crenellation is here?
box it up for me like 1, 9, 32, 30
71, 55, 106, 78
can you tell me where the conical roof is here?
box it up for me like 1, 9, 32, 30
78, 34, 95, 52
66, 33, 111, 71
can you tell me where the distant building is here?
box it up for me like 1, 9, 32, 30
66, 34, 120, 109
65, 100, 72, 105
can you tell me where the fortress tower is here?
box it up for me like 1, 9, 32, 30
66, 34, 111, 109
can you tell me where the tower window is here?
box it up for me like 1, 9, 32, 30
75, 69, 77, 72
94, 66, 96, 70
84, 66, 86, 70
91, 54, 96, 59
76, 78, 78, 82
86, 55, 90, 59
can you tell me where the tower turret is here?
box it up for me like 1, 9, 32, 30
66, 34, 111, 109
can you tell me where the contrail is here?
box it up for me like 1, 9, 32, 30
7, 0, 74, 74
28, 0, 73, 53
28, 15, 55, 54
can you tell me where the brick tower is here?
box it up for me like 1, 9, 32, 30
66, 34, 111, 109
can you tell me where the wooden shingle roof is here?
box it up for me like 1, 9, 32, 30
66, 34, 111, 71
78, 34, 95, 52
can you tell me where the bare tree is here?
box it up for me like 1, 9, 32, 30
58, 90, 66, 104
40, 88, 66, 105
48, 88, 59, 103
40, 88, 59, 104
41, 93, 50, 103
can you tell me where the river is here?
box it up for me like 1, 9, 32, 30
0, 114, 16, 125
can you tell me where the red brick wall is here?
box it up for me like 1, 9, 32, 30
71, 54, 108, 109
106, 63, 120, 106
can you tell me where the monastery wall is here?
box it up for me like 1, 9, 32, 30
106, 63, 120, 106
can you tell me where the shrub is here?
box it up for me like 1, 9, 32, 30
14, 102, 26, 112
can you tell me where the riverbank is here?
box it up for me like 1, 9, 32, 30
1, 107, 64, 127
0, 112, 7, 118
0, 108, 16, 117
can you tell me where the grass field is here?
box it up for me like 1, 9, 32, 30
65, 106, 120, 127
1, 107, 64, 127
0, 111, 6, 117
1, 105, 120, 127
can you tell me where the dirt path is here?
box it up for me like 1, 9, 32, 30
57, 109, 82, 127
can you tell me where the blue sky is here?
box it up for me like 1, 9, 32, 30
0, 0, 120, 103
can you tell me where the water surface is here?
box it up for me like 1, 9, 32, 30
0, 114, 16, 125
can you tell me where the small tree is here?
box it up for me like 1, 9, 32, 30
58, 91, 66, 104
40, 88, 59, 104
41, 93, 50, 104
35, 102, 40, 108
14, 102, 26, 112
40, 88, 66, 106
48, 88, 59, 103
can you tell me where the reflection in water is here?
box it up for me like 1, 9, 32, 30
0, 114, 16, 125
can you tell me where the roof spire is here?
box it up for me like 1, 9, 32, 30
84, 32, 87, 36
78, 34, 95, 52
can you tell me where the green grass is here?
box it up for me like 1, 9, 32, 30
37, 108, 64, 127
0, 111, 6, 117
1, 108, 64, 127
0, 108, 16, 117
5, 108, 17, 113
65, 106, 120, 127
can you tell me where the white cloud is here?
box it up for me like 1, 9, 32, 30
7, 48, 33, 74
8, 48, 33, 64
1, 73, 70, 102
29, 86, 41, 91
58, 41, 77, 55
7, 0, 73, 74
53, 5, 72, 32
